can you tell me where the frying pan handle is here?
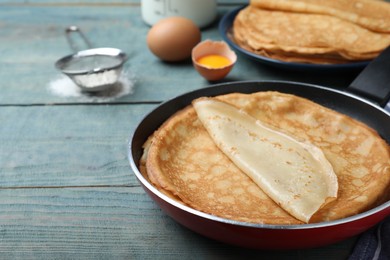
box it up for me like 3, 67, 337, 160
385, 102, 390, 113
348, 46, 390, 111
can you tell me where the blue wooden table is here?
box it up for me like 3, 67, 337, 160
0, 0, 367, 258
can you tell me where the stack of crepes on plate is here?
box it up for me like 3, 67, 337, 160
233, 0, 390, 64
140, 91, 390, 225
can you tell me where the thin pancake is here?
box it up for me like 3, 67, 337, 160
250, 0, 390, 33
142, 91, 390, 224
233, 5, 390, 64
193, 98, 338, 223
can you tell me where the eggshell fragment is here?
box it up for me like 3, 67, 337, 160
147, 16, 201, 62
192, 40, 237, 81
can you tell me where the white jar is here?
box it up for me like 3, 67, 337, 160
141, 0, 217, 28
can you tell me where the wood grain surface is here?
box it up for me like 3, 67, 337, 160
0, 0, 373, 259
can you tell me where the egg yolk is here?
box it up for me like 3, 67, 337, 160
197, 55, 231, 69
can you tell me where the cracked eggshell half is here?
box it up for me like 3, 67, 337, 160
192, 40, 237, 81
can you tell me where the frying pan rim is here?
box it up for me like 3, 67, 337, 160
128, 80, 390, 230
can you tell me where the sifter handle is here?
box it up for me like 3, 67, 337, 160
65, 26, 93, 52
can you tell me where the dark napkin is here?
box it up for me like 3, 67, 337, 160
348, 45, 390, 108
349, 216, 390, 260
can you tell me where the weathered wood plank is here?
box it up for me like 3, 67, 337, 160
1, 0, 388, 6
0, 5, 360, 105
0, 101, 361, 259
0, 0, 248, 5
0, 187, 357, 259
0, 2, 376, 258
0, 104, 156, 187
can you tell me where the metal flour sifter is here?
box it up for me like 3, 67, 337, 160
55, 26, 128, 92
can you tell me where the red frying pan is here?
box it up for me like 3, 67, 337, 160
128, 47, 390, 249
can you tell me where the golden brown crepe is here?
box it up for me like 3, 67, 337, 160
141, 91, 390, 225
232, 1, 390, 64
192, 97, 338, 223
250, 0, 390, 33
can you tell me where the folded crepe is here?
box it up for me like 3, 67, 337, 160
141, 91, 390, 224
192, 98, 338, 223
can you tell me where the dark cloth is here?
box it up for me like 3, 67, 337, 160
349, 216, 390, 260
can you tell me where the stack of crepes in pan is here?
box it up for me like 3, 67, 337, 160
141, 91, 390, 225
233, 0, 390, 64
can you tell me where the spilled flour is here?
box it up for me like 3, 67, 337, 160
48, 69, 135, 102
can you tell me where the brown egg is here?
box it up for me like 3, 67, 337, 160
147, 17, 201, 62
192, 40, 237, 81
